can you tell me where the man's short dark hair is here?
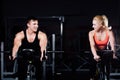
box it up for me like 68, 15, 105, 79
26, 16, 38, 23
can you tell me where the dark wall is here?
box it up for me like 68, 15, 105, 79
1, 0, 120, 27
1, 0, 120, 17
1, 0, 120, 51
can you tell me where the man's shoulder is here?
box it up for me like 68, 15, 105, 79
38, 31, 46, 35
16, 30, 24, 35
15, 31, 24, 38
38, 31, 47, 37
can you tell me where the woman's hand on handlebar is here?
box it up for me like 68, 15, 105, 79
94, 55, 101, 62
113, 53, 117, 59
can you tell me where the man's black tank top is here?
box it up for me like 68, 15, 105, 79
19, 30, 41, 55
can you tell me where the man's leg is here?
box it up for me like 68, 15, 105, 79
34, 56, 42, 80
17, 56, 28, 80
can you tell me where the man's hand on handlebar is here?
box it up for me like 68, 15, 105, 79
9, 54, 16, 60
40, 50, 47, 61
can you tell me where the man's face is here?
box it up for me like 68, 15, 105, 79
27, 20, 39, 32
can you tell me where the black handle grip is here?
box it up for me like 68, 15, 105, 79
42, 50, 46, 61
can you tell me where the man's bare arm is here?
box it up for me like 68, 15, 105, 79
38, 31, 48, 61
12, 31, 24, 60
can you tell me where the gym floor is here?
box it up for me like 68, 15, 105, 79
2, 71, 120, 80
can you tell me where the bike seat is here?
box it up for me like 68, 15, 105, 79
22, 49, 35, 52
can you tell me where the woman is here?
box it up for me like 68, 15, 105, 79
88, 15, 116, 80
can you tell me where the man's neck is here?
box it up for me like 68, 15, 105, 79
27, 29, 35, 35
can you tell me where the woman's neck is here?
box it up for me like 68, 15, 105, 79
96, 27, 105, 33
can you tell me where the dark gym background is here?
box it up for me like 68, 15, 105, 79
0, 0, 120, 80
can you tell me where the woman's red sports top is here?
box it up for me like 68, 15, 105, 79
94, 31, 109, 49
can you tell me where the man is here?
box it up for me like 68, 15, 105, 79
11, 16, 47, 80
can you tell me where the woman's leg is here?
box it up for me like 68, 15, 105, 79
89, 57, 97, 79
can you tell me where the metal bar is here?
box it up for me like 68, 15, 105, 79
42, 61, 46, 80
59, 17, 64, 36
3, 72, 15, 75
7, 16, 64, 20
52, 34, 55, 76
110, 73, 120, 76
1, 42, 4, 80
59, 16, 64, 51
47, 51, 64, 53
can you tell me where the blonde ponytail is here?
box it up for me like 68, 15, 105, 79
102, 15, 109, 28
